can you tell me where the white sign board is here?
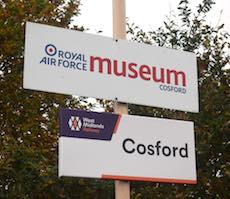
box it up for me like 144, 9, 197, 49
24, 22, 199, 112
59, 109, 197, 184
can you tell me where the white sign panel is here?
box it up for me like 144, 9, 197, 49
59, 109, 197, 184
24, 22, 199, 112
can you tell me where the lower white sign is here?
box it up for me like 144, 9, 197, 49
59, 109, 197, 184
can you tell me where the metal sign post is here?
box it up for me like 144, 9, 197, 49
113, 1, 130, 199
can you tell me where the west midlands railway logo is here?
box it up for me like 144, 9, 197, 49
68, 116, 82, 131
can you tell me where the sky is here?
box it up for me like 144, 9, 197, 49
76, 0, 230, 38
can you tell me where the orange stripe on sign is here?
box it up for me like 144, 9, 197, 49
113, 115, 121, 134
101, 174, 197, 184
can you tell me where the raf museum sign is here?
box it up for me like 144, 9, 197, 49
24, 22, 199, 112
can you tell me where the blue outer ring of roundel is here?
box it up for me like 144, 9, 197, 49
45, 44, 57, 56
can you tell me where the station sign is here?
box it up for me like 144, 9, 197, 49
24, 22, 199, 112
59, 109, 197, 184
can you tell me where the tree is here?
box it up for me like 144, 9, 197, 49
1, 0, 229, 198
126, 0, 230, 198
0, 1, 114, 198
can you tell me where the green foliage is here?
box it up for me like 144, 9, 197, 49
0, 0, 113, 198
1, 0, 229, 198
127, 0, 230, 198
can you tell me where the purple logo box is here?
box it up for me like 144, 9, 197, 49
60, 108, 121, 141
